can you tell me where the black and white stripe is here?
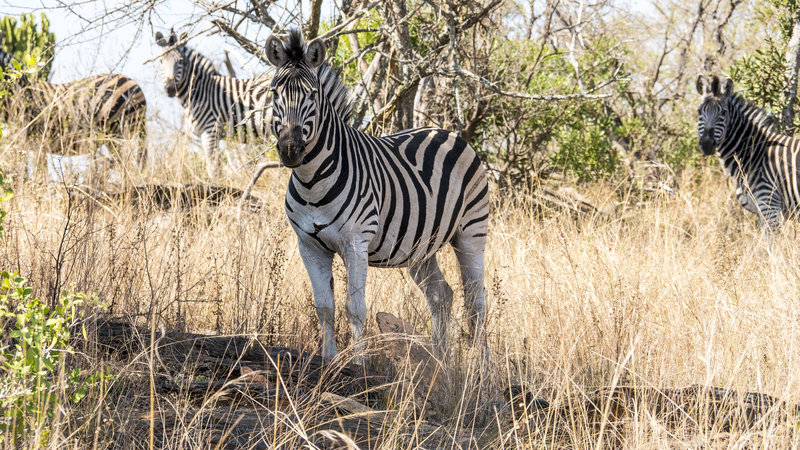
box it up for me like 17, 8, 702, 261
265, 30, 490, 360
155, 29, 352, 178
0, 38, 146, 158
697, 74, 800, 232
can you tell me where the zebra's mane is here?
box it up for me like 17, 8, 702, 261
182, 45, 219, 76
282, 29, 307, 67
728, 93, 779, 134
316, 62, 353, 123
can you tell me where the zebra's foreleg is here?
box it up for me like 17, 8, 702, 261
408, 255, 454, 359
342, 239, 369, 365
297, 240, 338, 361
200, 128, 221, 179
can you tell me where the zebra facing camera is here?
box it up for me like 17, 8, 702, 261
696, 74, 733, 97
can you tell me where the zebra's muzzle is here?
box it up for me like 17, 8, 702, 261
277, 125, 305, 168
165, 79, 177, 97
699, 136, 715, 155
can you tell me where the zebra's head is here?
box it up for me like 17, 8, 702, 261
0, 30, 10, 72
696, 74, 734, 155
155, 29, 188, 98
264, 30, 326, 168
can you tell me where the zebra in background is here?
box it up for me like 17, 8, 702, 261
696, 74, 800, 233
265, 30, 490, 362
0, 32, 14, 78
0, 32, 147, 161
155, 29, 354, 179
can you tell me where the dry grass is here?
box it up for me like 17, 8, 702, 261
1, 130, 799, 448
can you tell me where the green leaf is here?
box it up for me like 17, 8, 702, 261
71, 386, 87, 403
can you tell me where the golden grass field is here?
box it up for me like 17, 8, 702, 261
1, 132, 800, 448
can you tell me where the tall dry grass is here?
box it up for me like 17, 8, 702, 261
1, 129, 799, 448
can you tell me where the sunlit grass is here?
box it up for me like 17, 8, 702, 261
0, 128, 798, 448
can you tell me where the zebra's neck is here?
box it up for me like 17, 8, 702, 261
716, 95, 775, 178
290, 96, 358, 196
176, 47, 219, 108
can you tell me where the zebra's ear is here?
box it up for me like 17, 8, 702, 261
710, 75, 721, 96
723, 77, 734, 96
265, 35, 286, 67
179, 32, 188, 45
155, 31, 167, 47
304, 39, 326, 68
696, 74, 706, 95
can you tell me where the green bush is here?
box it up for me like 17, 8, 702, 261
550, 117, 620, 182
729, 0, 800, 132
729, 39, 788, 124
0, 164, 103, 446
0, 14, 56, 81
0, 276, 87, 443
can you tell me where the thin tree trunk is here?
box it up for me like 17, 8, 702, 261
783, 11, 800, 133
306, 0, 323, 40
413, 76, 435, 128
384, 0, 416, 131
223, 50, 237, 78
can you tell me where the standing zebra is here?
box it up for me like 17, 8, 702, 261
155, 29, 354, 179
0, 32, 147, 161
264, 30, 490, 361
696, 75, 800, 232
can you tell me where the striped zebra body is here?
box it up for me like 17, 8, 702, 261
697, 75, 800, 232
0, 44, 146, 157
157, 30, 269, 178
266, 30, 490, 361
156, 30, 353, 179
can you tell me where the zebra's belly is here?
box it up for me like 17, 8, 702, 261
289, 208, 448, 269
365, 218, 454, 268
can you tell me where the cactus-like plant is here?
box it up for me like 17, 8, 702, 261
0, 14, 56, 80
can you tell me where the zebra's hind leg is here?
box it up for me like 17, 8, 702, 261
200, 128, 222, 179
408, 254, 454, 359
135, 121, 148, 169
341, 239, 369, 365
452, 231, 488, 355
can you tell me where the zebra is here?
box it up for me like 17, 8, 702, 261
0, 32, 147, 161
264, 30, 490, 361
696, 74, 800, 233
155, 29, 355, 179
0, 32, 14, 79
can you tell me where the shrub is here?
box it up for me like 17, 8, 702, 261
0, 14, 56, 81
0, 276, 88, 443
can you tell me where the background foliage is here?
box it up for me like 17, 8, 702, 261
0, 13, 56, 81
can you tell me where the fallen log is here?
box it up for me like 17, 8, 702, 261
73, 183, 264, 211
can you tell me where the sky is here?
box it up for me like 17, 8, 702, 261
0, 0, 328, 142
0, 0, 656, 142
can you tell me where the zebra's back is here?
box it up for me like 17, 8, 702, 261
20, 73, 146, 139
209, 74, 272, 142
369, 128, 488, 266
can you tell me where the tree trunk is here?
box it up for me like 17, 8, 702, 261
223, 50, 236, 78
413, 76, 435, 128
782, 11, 800, 133
384, 0, 416, 131
305, 0, 323, 40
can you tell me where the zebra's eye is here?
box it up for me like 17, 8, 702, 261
308, 88, 318, 101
